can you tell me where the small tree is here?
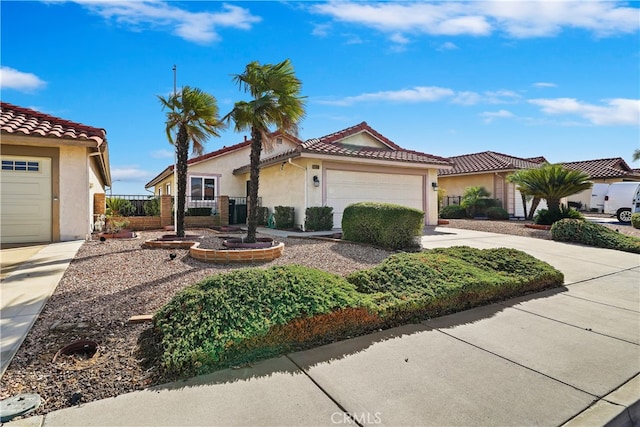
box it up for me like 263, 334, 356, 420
461, 186, 491, 217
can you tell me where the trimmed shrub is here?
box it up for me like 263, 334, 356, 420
346, 247, 563, 323
342, 202, 423, 251
461, 186, 491, 217
186, 207, 212, 216
551, 219, 640, 254
632, 213, 640, 229
534, 205, 584, 225
439, 205, 467, 219
485, 206, 509, 220
274, 206, 295, 229
154, 265, 373, 376
257, 207, 269, 226
143, 198, 160, 216
305, 206, 333, 231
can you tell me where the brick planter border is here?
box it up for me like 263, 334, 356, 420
524, 224, 552, 231
190, 242, 284, 263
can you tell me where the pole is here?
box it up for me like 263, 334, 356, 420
172, 65, 178, 232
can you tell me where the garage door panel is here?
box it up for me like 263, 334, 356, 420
326, 170, 423, 225
0, 156, 52, 243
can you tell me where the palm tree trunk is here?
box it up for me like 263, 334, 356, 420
176, 126, 188, 238
527, 197, 541, 220
246, 127, 262, 243
520, 193, 528, 219
547, 199, 561, 216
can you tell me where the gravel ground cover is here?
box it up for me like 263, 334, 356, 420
2, 218, 638, 417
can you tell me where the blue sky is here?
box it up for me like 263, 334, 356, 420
2, 1, 639, 195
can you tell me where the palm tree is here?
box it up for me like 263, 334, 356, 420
507, 170, 541, 220
224, 59, 306, 243
158, 86, 225, 237
507, 164, 592, 219
461, 186, 490, 217
633, 149, 640, 162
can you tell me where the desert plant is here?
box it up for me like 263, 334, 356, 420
632, 213, 640, 229
342, 202, 424, 251
439, 205, 467, 219
461, 186, 491, 217
106, 197, 135, 217
486, 206, 509, 220
305, 206, 333, 231
551, 219, 640, 253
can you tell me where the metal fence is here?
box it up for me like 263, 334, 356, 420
442, 196, 462, 207
107, 195, 157, 216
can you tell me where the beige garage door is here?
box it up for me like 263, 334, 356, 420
1, 156, 52, 243
326, 170, 423, 226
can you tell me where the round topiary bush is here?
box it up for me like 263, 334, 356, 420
632, 213, 640, 229
440, 205, 467, 219
485, 206, 509, 220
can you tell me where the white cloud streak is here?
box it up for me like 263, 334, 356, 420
0, 66, 47, 92
534, 82, 557, 88
150, 149, 174, 159
111, 166, 154, 181
68, 1, 261, 43
319, 86, 454, 106
480, 109, 515, 123
529, 98, 640, 125
312, 1, 639, 39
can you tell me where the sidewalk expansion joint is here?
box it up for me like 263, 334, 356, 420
497, 302, 640, 346
433, 329, 599, 398
285, 355, 363, 427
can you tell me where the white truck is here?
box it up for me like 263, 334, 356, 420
603, 182, 640, 223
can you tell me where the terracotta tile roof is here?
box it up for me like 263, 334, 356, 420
526, 156, 548, 164
306, 121, 402, 150
439, 151, 544, 176
560, 157, 640, 180
0, 101, 106, 145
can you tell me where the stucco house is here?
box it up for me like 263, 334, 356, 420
146, 122, 453, 228
560, 157, 640, 210
0, 102, 111, 244
437, 151, 546, 217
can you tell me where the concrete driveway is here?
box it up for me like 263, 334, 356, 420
1, 244, 47, 280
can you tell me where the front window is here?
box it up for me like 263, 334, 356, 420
190, 176, 217, 201
165, 183, 171, 195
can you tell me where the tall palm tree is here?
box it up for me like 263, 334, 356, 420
633, 149, 640, 162
158, 86, 225, 237
508, 164, 592, 219
224, 59, 306, 243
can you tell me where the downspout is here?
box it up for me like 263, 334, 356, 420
287, 158, 307, 231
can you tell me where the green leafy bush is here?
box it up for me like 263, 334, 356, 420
485, 206, 509, 220
342, 202, 423, 251
632, 213, 640, 229
186, 207, 212, 216
439, 205, 467, 219
535, 205, 584, 225
274, 206, 295, 229
257, 207, 269, 226
106, 197, 135, 217
551, 219, 640, 253
143, 198, 160, 216
154, 248, 563, 378
346, 247, 563, 323
154, 265, 371, 376
461, 186, 491, 217
305, 206, 333, 231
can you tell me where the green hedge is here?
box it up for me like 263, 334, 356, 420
551, 219, 640, 253
154, 248, 563, 377
632, 213, 640, 229
439, 205, 467, 219
305, 206, 333, 231
274, 206, 295, 229
486, 206, 509, 220
342, 202, 424, 251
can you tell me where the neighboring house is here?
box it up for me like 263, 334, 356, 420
0, 102, 111, 244
146, 122, 453, 228
437, 151, 546, 217
560, 157, 640, 210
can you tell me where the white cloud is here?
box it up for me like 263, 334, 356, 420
529, 98, 640, 126
311, 22, 331, 37
111, 166, 154, 181
533, 82, 557, 88
437, 41, 459, 51
480, 109, 515, 123
0, 66, 47, 92
69, 1, 261, 44
150, 149, 174, 159
319, 86, 454, 106
312, 1, 639, 39
452, 89, 520, 105
452, 91, 482, 105
390, 33, 410, 45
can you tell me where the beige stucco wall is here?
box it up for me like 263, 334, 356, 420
438, 174, 495, 199
340, 132, 386, 148
59, 145, 90, 240
88, 154, 105, 231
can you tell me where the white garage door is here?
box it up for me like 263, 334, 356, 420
326, 170, 423, 226
1, 156, 52, 243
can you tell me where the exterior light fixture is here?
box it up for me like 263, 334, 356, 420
432, 182, 439, 191
313, 175, 320, 187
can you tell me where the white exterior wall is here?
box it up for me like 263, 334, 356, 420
256, 160, 308, 227
88, 155, 105, 232
59, 145, 89, 240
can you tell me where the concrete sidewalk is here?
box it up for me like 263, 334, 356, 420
7, 228, 640, 426
1, 240, 84, 377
